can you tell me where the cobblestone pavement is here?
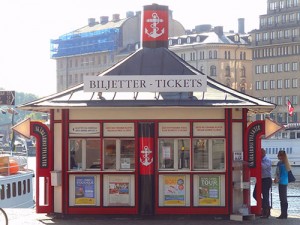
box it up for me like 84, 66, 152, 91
3, 208, 300, 225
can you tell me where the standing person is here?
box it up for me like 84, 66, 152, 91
274, 150, 290, 219
253, 148, 272, 218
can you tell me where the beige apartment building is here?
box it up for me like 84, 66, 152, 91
169, 24, 253, 95
250, 0, 300, 124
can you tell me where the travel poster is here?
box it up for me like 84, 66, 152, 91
198, 175, 221, 206
75, 176, 96, 205
108, 176, 130, 206
163, 175, 185, 206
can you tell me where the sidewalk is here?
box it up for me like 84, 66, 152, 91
4, 208, 300, 225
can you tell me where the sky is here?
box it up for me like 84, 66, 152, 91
0, 0, 267, 97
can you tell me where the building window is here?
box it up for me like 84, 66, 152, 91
284, 63, 290, 72
277, 63, 283, 72
255, 81, 261, 90
292, 78, 298, 88
270, 80, 276, 89
292, 95, 298, 105
270, 96, 276, 104
255, 65, 261, 74
284, 30, 290, 39
214, 50, 217, 59
292, 62, 298, 71
270, 64, 276, 73
225, 66, 230, 77
285, 79, 290, 88
263, 32, 268, 41
262, 65, 268, 74
209, 51, 212, 59
277, 96, 283, 105
277, 79, 283, 89
200, 66, 204, 73
180, 53, 186, 60
240, 66, 246, 77
210, 65, 216, 76
263, 80, 268, 90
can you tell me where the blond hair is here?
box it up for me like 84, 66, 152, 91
278, 150, 291, 171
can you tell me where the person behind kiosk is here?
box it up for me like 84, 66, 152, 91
274, 150, 290, 219
253, 148, 272, 218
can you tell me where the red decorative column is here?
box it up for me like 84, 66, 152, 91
138, 122, 155, 215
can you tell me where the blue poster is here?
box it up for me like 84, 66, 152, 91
75, 176, 95, 205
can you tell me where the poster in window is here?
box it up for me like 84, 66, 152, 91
108, 176, 130, 206
163, 175, 185, 206
75, 176, 96, 205
198, 175, 221, 206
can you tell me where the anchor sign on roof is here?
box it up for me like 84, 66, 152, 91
145, 12, 165, 39
143, 4, 168, 48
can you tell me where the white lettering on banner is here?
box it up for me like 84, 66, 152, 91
83, 75, 207, 92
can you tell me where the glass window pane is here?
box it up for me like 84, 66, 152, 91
159, 139, 175, 169
212, 139, 225, 170
193, 139, 209, 169
120, 140, 135, 169
86, 139, 101, 169
69, 139, 83, 170
178, 139, 190, 169
104, 140, 116, 170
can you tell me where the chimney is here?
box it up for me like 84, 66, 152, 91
100, 16, 109, 24
214, 26, 224, 36
126, 11, 134, 18
88, 18, 96, 26
238, 18, 245, 34
142, 4, 169, 48
112, 14, 120, 22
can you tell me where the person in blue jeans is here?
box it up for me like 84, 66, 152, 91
274, 150, 290, 219
253, 148, 272, 218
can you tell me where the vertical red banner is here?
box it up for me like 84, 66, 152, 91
142, 4, 169, 48
139, 123, 154, 175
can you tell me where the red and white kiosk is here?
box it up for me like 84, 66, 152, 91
15, 4, 277, 219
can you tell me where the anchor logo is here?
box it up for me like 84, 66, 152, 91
140, 145, 153, 166
145, 12, 165, 39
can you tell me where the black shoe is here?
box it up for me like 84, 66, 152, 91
276, 215, 287, 219
260, 215, 269, 219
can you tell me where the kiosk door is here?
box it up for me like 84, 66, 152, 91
31, 122, 53, 213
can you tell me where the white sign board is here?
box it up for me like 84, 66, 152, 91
69, 123, 100, 137
193, 122, 225, 136
84, 75, 207, 92
158, 122, 190, 137
103, 123, 135, 137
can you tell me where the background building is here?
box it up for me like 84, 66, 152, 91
169, 21, 253, 95
50, 10, 185, 92
250, 0, 300, 124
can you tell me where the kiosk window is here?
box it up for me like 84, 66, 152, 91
158, 138, 190, 170
193, 139, 225, 170
69, 139, 101, 170
104, 139, 135, 170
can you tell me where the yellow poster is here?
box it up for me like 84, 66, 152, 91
198, 175, 221, 206
163, 175, 185, 206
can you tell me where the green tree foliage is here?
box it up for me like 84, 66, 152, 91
0, 91, 45, 125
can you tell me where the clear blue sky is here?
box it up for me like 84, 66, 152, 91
0, 0, 266, 97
